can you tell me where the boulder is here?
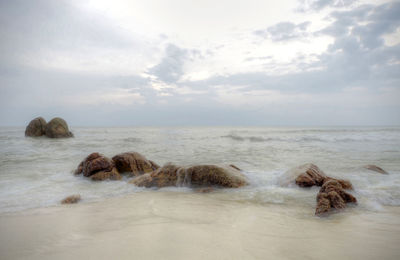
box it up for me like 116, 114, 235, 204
74, 153, 121, 181
295, 163, 327, 187
61, 194, 81, 204
315, 179, 357, 216
25, 117, 47, 137
279, 163, 326, 187
323, 177, 353, 190
112, 152, 159, 177
364, 165, 388, 174
130, 163, 248, 188
45, 117, 73, 138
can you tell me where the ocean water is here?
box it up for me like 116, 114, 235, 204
0, 126, 399, 214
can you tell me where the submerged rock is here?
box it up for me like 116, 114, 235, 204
315, 179, 357, 216
45, 117, 73, 138
364, 165, 388, 174
25, 117, 47, 137
112, 152, 159, 177
130, 163, 248, 188
61, 194, 81, 204
74, 153, 121, 181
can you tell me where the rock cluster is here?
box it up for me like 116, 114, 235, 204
25, 117, 73, 138
74, 152, 248, 188
282, 163, 357, 216
315, 179, 357, 215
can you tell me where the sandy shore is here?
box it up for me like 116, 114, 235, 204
1, 191, 400, 260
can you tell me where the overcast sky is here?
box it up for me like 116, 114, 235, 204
0, 0, 399, 126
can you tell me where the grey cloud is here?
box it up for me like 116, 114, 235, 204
147, 44, 203, 84
297, 0, 357, 12
321, 2, 400, 50
147, 44, 188, 83
254, 21, 310, 41
183, 2, 400, 101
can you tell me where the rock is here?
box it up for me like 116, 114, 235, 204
315, 179, 357, 216
279, 163, 326, 187
323, 177, 353, 190
74, 153, 121, 181
25, 117, 47, 137
130, 163, 248, 188
364, 165, 388, 174
280, 163, 353, 190
45, 117, 73, 138
112, 152, 159, 177
295, 164, 327, 187
61, 194, 81, 204
90, 167, 121, 181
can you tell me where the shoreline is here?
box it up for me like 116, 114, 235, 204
1, 191, 399, 260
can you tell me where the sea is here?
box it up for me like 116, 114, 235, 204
0, 126, 399, 214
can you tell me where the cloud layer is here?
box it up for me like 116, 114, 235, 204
0, 0, 399, 126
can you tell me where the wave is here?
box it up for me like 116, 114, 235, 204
221, 134, 400, 143
122, 137, 142, 143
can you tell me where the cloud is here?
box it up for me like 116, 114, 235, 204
0, 0, 157, 75
147, 44, 189, 83
254, 21, 311, 41
297, 0, 358, 12
0, 0, 399, 126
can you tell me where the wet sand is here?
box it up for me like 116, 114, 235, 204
1, 191, 400, 260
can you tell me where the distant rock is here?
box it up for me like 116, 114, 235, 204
25, 117, 47, 137
45, 117, 73, 138
315, 179, 357, 216
130, 163, 248, 188
75, 153, 121, 181
364, 165, 388, 174
112, 152, 159, 177
25, 116, 73, 138
61, 194, 81, 204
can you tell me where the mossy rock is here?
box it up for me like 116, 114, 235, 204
45, 117, 73, 138
25, 117, 47, 137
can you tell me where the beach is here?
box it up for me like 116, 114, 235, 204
1, 191, 400, 260
1, 126, 400, 259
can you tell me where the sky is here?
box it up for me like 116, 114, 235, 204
0, 0, 399, 126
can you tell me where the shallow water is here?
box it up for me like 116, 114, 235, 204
0, 126, 399, 214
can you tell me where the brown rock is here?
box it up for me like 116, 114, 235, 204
61, 194, 81, 204
112, 152, 159, 177
315, 179, 357, 216
130, 163, 248, 188
323, 177, 353, 190
294, 163, 326, 187
74, 153, 121, 181
25, 117, 47, 137
364, 165, 388, 174
45, 117, 73, 138
90, 167, 121, 181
